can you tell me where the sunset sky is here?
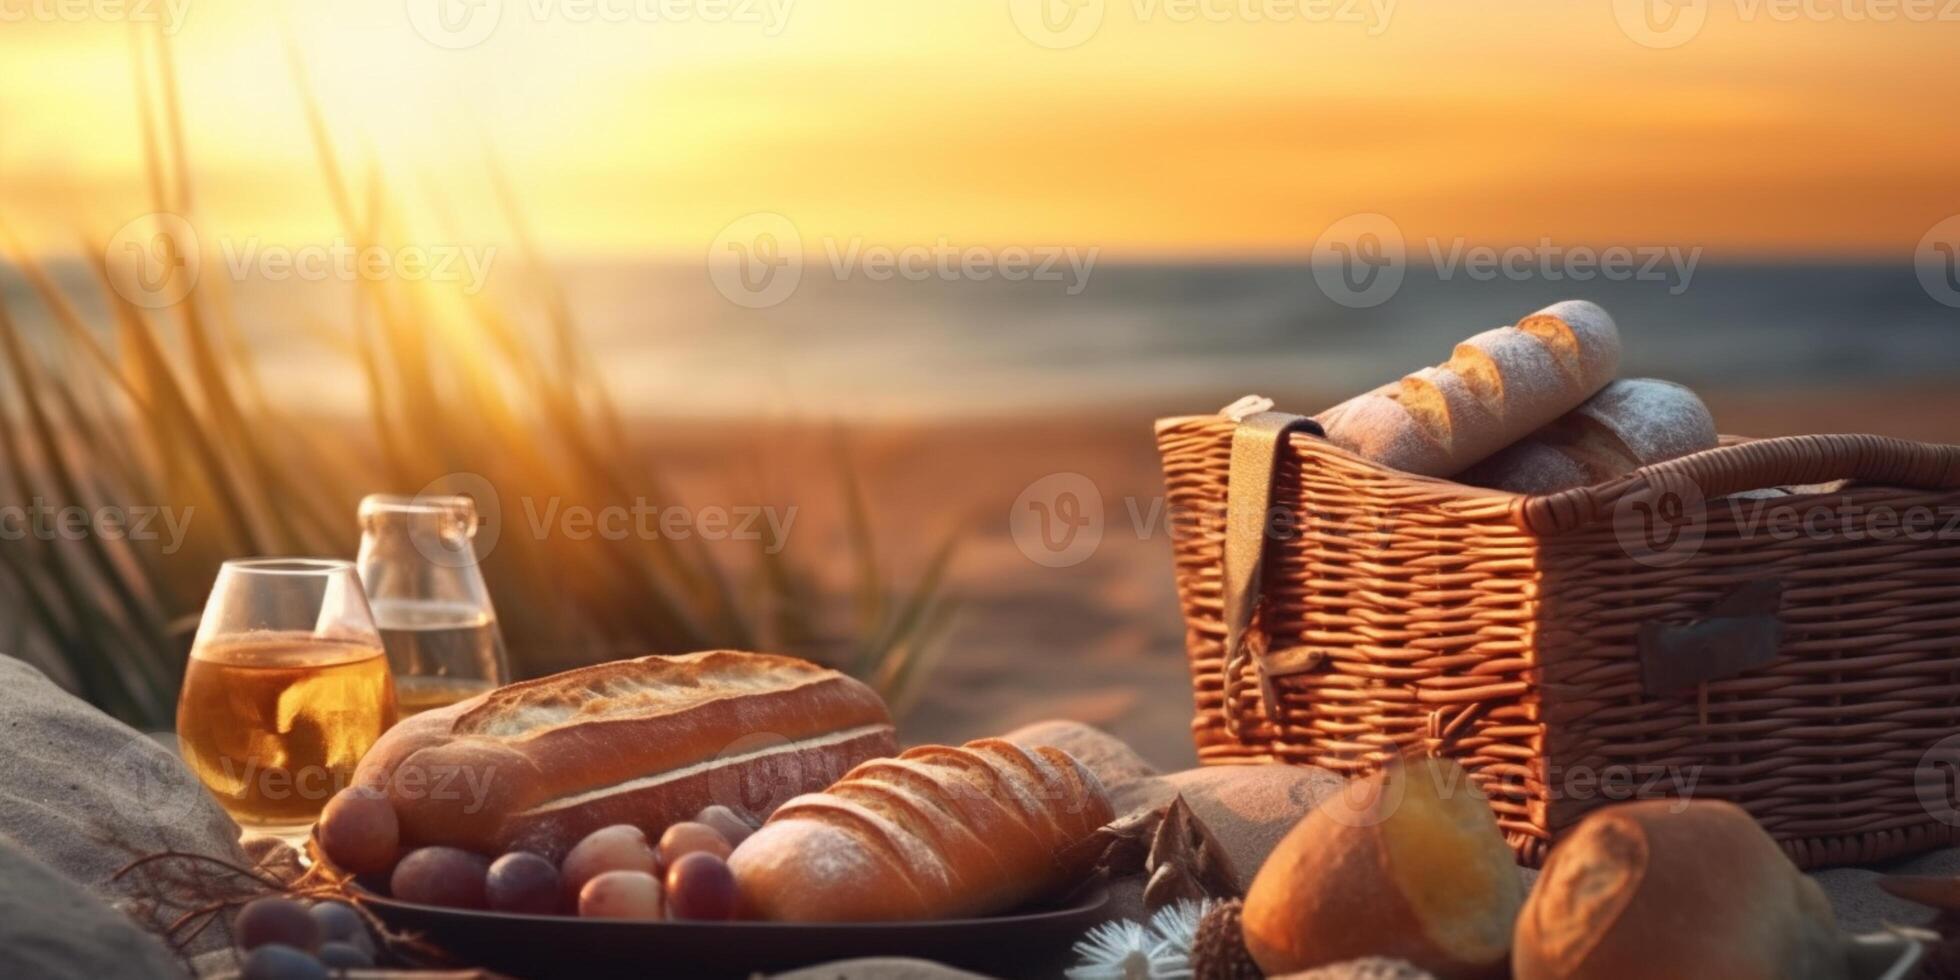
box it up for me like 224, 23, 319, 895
2, 0, 1957, 259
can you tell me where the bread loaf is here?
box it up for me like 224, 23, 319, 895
352, 650, 897, 859
727, 739, 1115, 921
1459, 378, 1718, 494
1513, 800, 1847, 980
1315, 300, 1621, 476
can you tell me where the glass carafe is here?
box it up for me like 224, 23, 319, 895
357, 493, 510, 716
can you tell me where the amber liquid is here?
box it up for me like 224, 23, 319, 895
176, 635, 397, 828
393, 675, 499, 716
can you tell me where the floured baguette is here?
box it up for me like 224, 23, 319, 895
1459, 378, 1718, 494
353, 650, 897, 859
1316, 300, 1621, 476
728, 739, 1114, 921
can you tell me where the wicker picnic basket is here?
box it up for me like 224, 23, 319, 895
1156, 409, 1960, 869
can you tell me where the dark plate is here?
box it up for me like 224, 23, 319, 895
351, 883, 1108, 979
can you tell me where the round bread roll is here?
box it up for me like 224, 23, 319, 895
1459, 378, 1718, 494
1513, 800, 1847, 980
1241, 756, 1523, 979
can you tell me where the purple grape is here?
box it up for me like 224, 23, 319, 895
241, 944, 328, 980
389, 846, 490, 909
316, 941, 375, 970
487, 851, 563, 915
234, 897, 321, 952
307, 901, 366, 946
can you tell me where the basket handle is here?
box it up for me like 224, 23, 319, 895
1221, 411, 1326, 735
1520, 433, 1960, 534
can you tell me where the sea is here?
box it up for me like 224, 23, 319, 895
6, 259, 1956, 419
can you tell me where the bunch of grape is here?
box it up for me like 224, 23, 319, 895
233, 897, 377, 980
318, 786, 757, 922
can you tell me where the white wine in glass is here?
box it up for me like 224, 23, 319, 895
358, 494, 511, 716
176, 559, 397, 838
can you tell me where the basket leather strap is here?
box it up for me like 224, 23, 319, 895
1223, 411, 1325, 735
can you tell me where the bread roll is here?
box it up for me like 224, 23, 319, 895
1513, 800, 1847, 980
1241, 756, 1523, 979
1459, 378, 1718, 494
1316, 300, 1621, 476
728, 739, 1114, 922
353, 650, 897, 859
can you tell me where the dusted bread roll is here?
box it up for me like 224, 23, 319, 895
1514, 800, 1847, 980
728, 739, 1114, 921
1459, 378, 1718, 494
1316, 300, 1621, 476
353, 650, 897, 859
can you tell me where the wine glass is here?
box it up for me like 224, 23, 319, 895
175, 559, 397, 841
357, 493, 511, 716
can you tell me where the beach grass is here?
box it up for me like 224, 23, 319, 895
0, 27, 958, 728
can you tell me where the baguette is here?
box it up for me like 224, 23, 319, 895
353, 650, 897, 859
727, 739, 1115, 921
1316, 300, 1621, 476
1459, 378, 1718, 494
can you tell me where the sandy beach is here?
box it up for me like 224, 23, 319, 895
626, 382, 1960, 774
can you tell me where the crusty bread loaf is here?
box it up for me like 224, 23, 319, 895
1459, 378, 1718, 494
353, 650, 897, 859
1315, 300, 1621, 476
727, 738, 1115, 922
1513, 800, 1847, 980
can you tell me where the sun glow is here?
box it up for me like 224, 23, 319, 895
1, 0, 1956, 258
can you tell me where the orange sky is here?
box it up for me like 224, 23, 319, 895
1, 0, 1957, 258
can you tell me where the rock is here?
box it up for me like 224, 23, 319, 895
1001, 720, 1160, 796
1273, 958, 1436, 979
0, 832, 185, 979
1115, 764, 1347, 894
0, 654, 260, 954
766, 958, 995, 979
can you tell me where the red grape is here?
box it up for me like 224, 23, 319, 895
657, 821, 731, 867
487, 851, 562, 915
234, 897, 321, 952
560, 825, 658, 902
664, 851, 739, 921
577, 870, 664, 920
389, 846, 490, 909
693, 805, 756, 848
317, 787, 400, 875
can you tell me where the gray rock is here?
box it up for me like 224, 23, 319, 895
1273, 958, 1436, 979
0, 832, 185, 979
1001, 720, 1161, 796
0, 654, 256, 954
766, 958, 995, 979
